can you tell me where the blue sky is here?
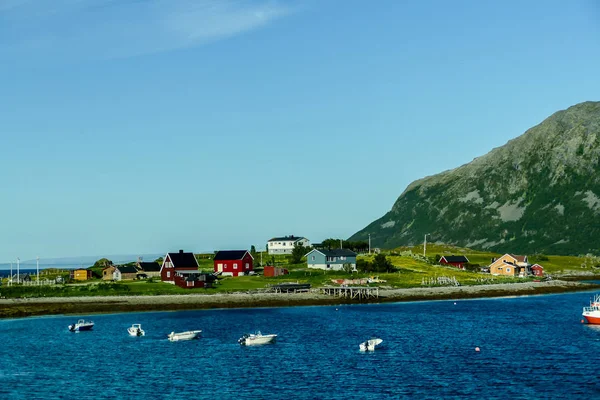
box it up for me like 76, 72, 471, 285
1, 0, 599, 262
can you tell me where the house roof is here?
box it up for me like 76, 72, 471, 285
309, 248, 357, 257
214, 250, 251, 261
531, 264, 544, 269
166, 250, 198, 269
268, 235, 305, 242
508, 254, 527, 262
138, 262, 160, 272
115, 265, 138, 274
440, 255, 469, 263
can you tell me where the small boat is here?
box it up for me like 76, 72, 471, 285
168, 330, 202, 342
359, 338, 383, 351
68, 319, 94, 332
127, 324, 145, 337
238, 331, 277, 346
582, 294, 600, 324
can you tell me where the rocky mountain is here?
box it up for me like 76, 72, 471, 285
350, 101, 600, 255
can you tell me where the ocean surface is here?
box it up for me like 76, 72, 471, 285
1, 292, 600, 399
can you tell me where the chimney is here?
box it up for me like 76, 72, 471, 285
179, 249, 184, 254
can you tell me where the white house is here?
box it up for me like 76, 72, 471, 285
267, 235, 310, 255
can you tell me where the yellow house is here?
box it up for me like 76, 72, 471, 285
71, 269, 92, 281
489, 254, 528, 277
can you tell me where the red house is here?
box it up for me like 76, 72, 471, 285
439, 255, 470, 269
214, 250, 253, 277
160, 250, 199, 283
531, 264, 544, 277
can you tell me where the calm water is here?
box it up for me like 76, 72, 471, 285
2, 292, 600, 399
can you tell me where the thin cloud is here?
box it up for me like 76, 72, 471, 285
0, 0, 295, 62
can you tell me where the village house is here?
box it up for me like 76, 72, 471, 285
489, 254, 529, 277
267, 235, 310, 255
71, 269, 93, 281
305, 248, 357, 271
160, 250, 199, 283
531, 264, 544, 277
10, 273, 32, 284
214, 250, 254, 277
102, 265, 116, 281
173, 272, 216, 289
136, 261, 161, 279
113, 265, 138, 281
439, 255, 470, 269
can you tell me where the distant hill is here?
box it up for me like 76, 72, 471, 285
350, 101, 600, 256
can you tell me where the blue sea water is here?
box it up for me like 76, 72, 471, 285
1, 292, 600, 399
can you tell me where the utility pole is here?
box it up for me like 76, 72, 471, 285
368, 234, 371, 255
340, 239, 342, 249
10, 262, 12, 286
17, 257, 20, 284
423, 234, 430, 257
37, 256, 40, 285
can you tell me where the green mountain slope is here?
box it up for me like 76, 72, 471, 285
350, 101, 600, 255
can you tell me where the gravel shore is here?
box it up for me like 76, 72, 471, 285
1, 280, 598, 319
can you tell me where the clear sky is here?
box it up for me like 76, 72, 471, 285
1, 0, 599, 262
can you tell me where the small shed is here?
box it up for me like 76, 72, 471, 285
439, 255, 469, 269
531, 264, 544, 277
263, 266, 289, 277
71, 269, 93, 281
102, 266, 116, 281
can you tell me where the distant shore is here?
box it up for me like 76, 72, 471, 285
1, 280, 598, 319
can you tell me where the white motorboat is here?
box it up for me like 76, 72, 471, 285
68, 319, 94, 332
128, 324, 145, 337
168, 330, 202, 342
238, 331, 277, 346
359, 338, 383, 351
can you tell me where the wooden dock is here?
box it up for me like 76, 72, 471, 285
321, 286, 379, 299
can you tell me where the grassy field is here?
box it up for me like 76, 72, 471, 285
1, 244, 596, 299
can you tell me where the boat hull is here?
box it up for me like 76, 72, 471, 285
583, 313, 600, 324
168, 330, 201, 342
239, 333, 277, 346
359, 338, 383, 351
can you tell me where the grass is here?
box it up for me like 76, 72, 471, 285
1, 244, 596, 299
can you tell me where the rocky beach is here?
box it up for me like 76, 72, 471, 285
1, 279, 597, 319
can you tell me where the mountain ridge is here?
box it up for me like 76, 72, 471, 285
349, 101, 600, 255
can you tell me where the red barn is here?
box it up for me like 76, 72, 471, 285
160, 250, 199, 283
214, 250, 253, 277
439, 255, 470, 269
531, 264, 544, 277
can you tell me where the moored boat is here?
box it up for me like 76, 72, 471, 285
582, 294, 600, 324
128, 324, 145, 337
168, 330, 202, 342
359, 338, 383, 351
238, 331, 277, 346
68, 319, 94, 332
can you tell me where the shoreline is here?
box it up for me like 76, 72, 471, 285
1, 280, 599, 319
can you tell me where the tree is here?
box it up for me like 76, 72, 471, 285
250, 245, 256, 254
291, 242, 309, 264
372, 253, 395, 273
342, 263, 355, 274
154, 257, 164, 265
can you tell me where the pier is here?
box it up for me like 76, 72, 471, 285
321, 286, 379, 299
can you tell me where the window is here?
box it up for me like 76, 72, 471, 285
506, 268, 511, 273
245, 263, 249, 269
234, 263, 238, 269
311, 256, 315, 261
167, 271, 171, 278
187, 281, 193, 287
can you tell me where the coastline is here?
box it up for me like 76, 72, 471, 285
1, 280, 599, 319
